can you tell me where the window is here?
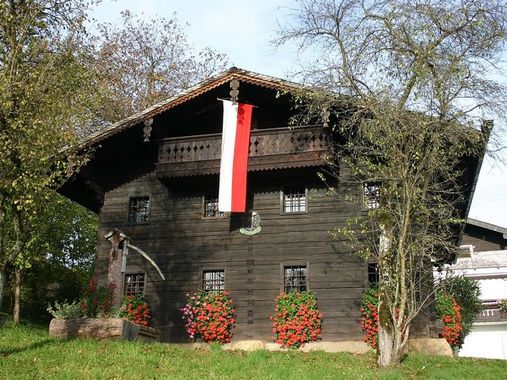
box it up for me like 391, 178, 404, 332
128, 196, 150, 223
124, 273, 145, 295
203, 194, 225, 218
284, 265, 308, 292
281, 188, 307, 213
363, 182, 380, 209
367, 263, 379, 286
202, 270, 225, 291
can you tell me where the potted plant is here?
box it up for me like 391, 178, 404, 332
181, 291, 236, 344
270, 291, 323, 348
499, 299, 507, 318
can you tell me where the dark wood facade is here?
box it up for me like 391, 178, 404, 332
96, 168, 367, 341
61, 68, 480, 342
461, 219, 507, 252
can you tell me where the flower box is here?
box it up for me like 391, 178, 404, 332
48, 318, 159, 342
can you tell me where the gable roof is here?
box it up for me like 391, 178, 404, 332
467, 218, 507, 236
81, 67, 301, 148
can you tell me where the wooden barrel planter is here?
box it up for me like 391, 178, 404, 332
49, 318, 160, 342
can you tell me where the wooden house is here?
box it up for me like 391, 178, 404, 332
60, 68, 482, 342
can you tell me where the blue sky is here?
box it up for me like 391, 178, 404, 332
91, 0, 507, 228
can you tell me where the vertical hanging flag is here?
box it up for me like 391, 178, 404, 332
218, 100, 254, 212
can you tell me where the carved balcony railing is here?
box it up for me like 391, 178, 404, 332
475, 301, 507, 323
156, 126, 331, 178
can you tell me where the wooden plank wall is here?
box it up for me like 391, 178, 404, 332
462, 224, 506, 252
96, 168, 369, 342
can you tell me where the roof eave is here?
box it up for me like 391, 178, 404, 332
78, 67, 302, 149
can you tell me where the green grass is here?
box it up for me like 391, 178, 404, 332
1, 323, 506, 379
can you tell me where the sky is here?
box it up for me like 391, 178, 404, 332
91, 0, 507, 228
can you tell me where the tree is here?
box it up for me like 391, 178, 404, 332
276, 0, 507, 366
0, 0, 101, 310
440, 275, 483, 348
91, 10, 228, 122
4, 194, 97, 322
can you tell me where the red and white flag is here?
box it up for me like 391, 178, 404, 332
218, 100, 254, 212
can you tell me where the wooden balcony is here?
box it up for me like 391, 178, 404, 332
156, 126, 331, 178
475, 301, 507, 323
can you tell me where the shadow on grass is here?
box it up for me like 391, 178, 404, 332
0, 339, 55, 357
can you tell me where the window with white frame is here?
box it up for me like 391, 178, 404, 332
202, 270, 225, 291
283, 265, 308, 292
363, 182, 380, 209
124, 273, 145, 295
203, 194, 225, 218
367, 263, 379, 286
282, 188, 307, 213
128, 196, 150, 223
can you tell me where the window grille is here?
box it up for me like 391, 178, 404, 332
367, 263, 379, 285
284, 266, 307, 292
128, 196, 150, 223
363, 183, 380, 209
124, 273, 145, 295
202, 270, 225, 291
282, 188, 307, 213
204, 194, 225, 218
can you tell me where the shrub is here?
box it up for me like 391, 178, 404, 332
360, 286, 379, 349
499, 299, 507, 313
181, 291, 236, 343
80, 279, 116, 318
271, 291, 322, 348
47, 300, 81, 319
440, 276, 482, 347
436, 292, 463, 347
120, 294, 151, 327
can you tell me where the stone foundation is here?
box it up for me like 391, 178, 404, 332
48, 319, 451, 357
188, 339, 451, 356
48, 318, 160, 342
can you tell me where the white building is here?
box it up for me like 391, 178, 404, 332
444, 219, 507, 360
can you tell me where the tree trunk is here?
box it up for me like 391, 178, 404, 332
377, 290, 408, 367
377, 323, 403, 367
0, 268, 5, 309
13, 268, 22, 325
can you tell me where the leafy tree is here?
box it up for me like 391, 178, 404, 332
440, 275, 483, 348
0, 0, 102, 310
0, 3, 227, 321
91, 10, 229, 121
4, 194, 97, 322
276, 0, 506, 366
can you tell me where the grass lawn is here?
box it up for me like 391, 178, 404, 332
1, 323, 506, 379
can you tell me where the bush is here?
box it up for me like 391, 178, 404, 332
120, 294, 151, 327
360, 286, 379, 349
46, 300, 81, 319
79, 279, 116, 318
436, 292, 463, 347
181, 291, 236, 343
271, 291, 322, 348
441, 276, 482, 347
499, 299, 507, 313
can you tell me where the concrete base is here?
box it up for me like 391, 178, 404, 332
48, 318, 160, 342
182, 338, 451, 357
221, 340, 371, 354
